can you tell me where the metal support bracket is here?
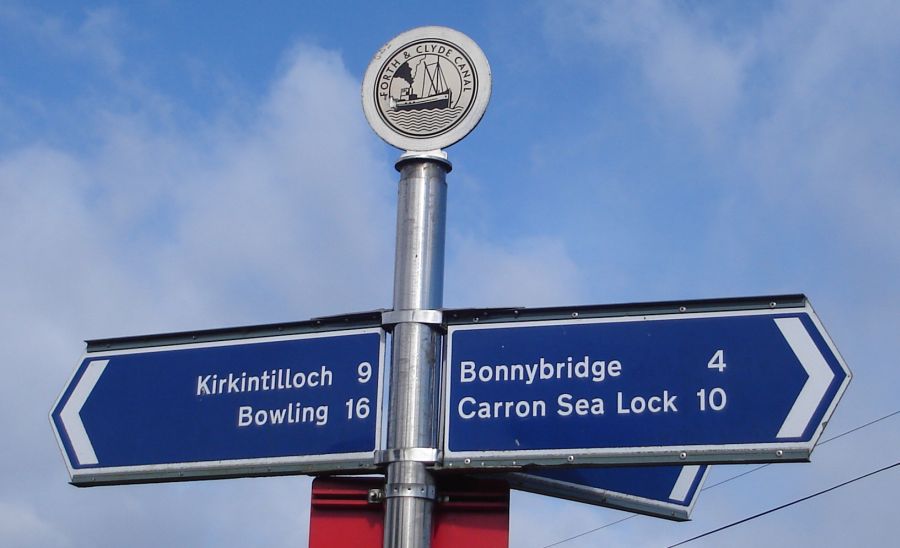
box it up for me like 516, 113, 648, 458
384, 482, 437, 501
374, 448, 440, 465
381, 309, 443, 329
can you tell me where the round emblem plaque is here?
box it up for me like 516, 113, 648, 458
362, 26, 491, 151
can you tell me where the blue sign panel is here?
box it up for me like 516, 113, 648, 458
51, 328, 384, 485
507, 465, 709, 521
442, 305, 850, 468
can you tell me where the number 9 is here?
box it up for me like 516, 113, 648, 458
357, 361, 372, 383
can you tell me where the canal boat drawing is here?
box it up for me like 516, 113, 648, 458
384, 53, 467, 137
393, 55, 453, 111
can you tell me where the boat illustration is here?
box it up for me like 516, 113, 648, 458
394, 55, 453, 111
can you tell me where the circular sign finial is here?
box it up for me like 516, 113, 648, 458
362, 26, 491, 151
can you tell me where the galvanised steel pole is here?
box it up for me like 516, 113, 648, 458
382, 152, 449, 548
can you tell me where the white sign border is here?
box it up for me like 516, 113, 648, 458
50, 327, 386, 486
440, 304, 851, 469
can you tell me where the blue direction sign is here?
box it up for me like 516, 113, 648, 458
506, 465, 709, 521
441, 297, 850, 468
51, 327, 385, 486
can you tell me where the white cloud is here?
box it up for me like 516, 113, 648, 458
741, 0, 900, 248
163, 44, 398, 323
446, 234, 584, 308
545, 0, 748, 139
0, 500, 71, 548
0, 4, 125, 71
534, 2, 900, 545
0, 21, 600, 546
0, 40, 395, 547
545, 0, 900, 257
4, 3, 899, 546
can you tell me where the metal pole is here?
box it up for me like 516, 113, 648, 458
383, 152, 449, 548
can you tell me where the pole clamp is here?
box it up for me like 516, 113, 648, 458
374, 447, 440, 465
381, 309, 443, 328
384, 482, 437, 501
395, 149, 452, 172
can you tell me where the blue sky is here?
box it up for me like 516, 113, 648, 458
2, 1, 899, 546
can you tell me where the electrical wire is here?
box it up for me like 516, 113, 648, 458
539, 409, 900, 548
815, 409, 900, 446
540, 515, 637, 548
666, 461, 900, 547
700, 409, 899, 491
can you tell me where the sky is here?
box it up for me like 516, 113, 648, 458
2, 0, 899, 546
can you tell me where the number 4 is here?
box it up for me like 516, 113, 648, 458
708, 350, 726, 372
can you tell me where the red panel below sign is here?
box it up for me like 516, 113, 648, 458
309, 476, 509, 548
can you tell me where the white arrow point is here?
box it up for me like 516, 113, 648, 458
669, 465, 701, 502
774, 318, 834, 439
59, 359, 108, 465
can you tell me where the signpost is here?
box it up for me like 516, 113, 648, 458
51, 322, 385, 486
362, 26, 492, 548
441, 296, 850, 469
49, 23, 854, 548
506, 465, 709, 521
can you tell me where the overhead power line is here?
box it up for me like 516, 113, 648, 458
815, 409, 900, 446
540, 409, 899, 548
541, 515, 637, 548
701, 409, 900, 491
667, 461, 900, 547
